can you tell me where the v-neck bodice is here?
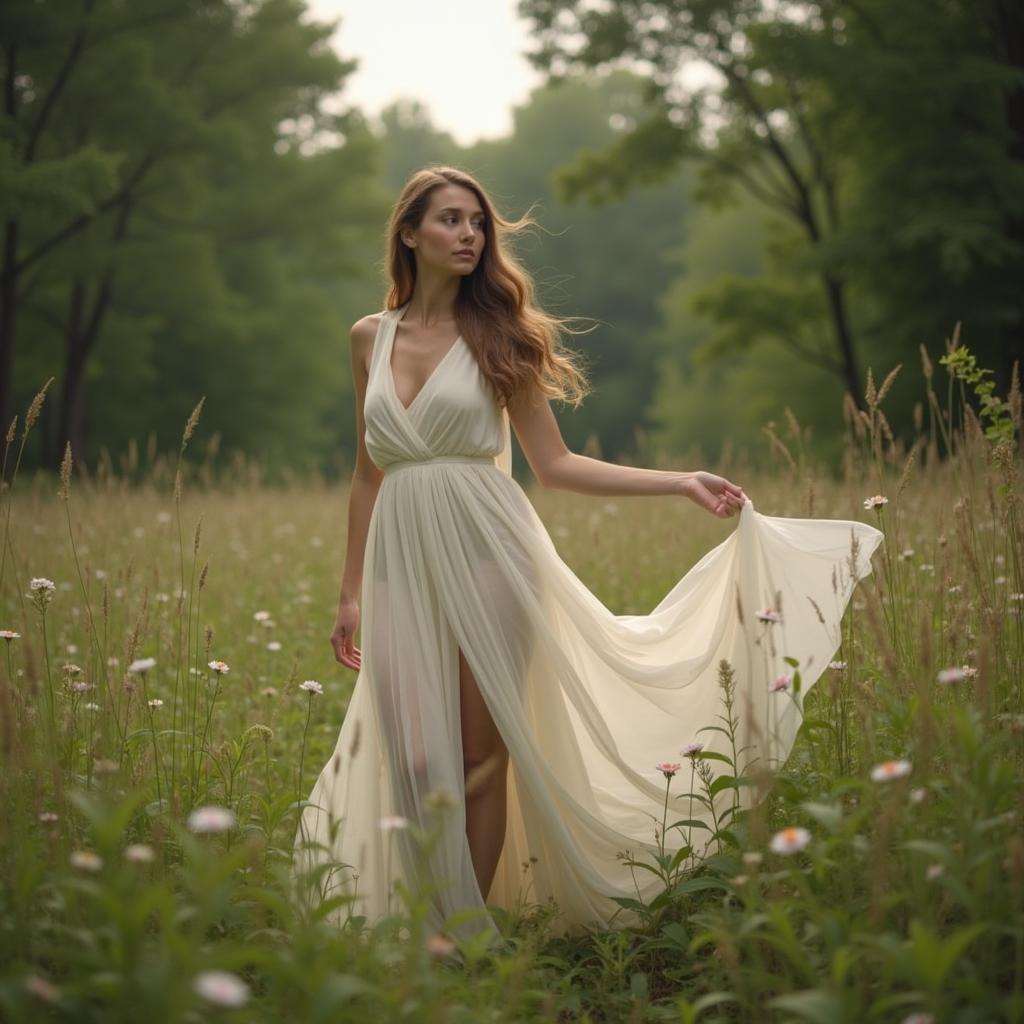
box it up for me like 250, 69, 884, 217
388, 306, 465, 413
362, 305, 508, 472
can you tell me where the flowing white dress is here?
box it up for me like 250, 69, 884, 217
293, 305, 883, 940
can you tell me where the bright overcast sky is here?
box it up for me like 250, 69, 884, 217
304, 0, 544, 145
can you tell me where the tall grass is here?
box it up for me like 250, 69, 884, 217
0, 336, 1021, 1023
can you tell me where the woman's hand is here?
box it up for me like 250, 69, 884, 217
330, 598, 362, 670
684, 471, 749, 518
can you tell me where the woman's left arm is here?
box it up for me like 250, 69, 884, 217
508, 383, 748, 518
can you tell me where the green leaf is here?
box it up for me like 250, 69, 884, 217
908, 920, 988, 991
769, 989, 845, 1024
800, 800, 843, 833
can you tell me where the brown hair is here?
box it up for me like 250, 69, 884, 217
385, 165, 589, 409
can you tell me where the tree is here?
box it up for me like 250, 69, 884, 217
519, 0, 868, 404
519, 0, 1024, 409
1, 0, 384, 467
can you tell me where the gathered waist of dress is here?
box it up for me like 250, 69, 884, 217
382, 454, 497, 475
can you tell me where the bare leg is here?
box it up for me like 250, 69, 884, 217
458, 648, 509, 901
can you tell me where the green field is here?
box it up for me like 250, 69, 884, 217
1, 357, 1022, 1023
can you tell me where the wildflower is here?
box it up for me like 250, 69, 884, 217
1010, 592, 1024, 602
187, 805, 236, 834
124, 843, 156, 864
898, 548, 915, 560
193, 970, 250, 1009
253, 610, 271, 622
656, 762, 681, 779
83, 702, 101, 713
379, 815, 410, 831
299, 679, 323, 696
870, 759, 912, 783
828, 660, 847, 671
731, 874, 748, 886
863, 495, 888, 511
936, 665, 973, 685
147, 698, 163, 709
69, 850, 103, 872
919, 563, 935, 573
756, 608, 781, 623
425, 932, 457, 959
925, 863, 944, 881
680, 742, 704, 758
69, 681, 94, 693
266, 641, 282, 652
28, 577, 56, 607
208, 659, 230, 674
260, 686, 278, 698
24, 974, 62, 1004
0, 629, 21, 640
769, 826, 811, 855
128, 657, 156, 674
62, 663, 81, 677
38, 811, 59, 824
770, 673, 792, 693
909, 787, 928, 804
741, 851, 763, 866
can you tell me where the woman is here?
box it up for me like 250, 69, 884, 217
294, 166, 882, 943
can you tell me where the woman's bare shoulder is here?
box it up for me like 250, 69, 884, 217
350, 311, 384, 348
349, 311, 388, 375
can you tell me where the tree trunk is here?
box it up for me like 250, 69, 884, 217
993, 0, 1024, 387
1, 46, 19, 472
57, 280, 87, 465
0, 220, 18, 460
822, 272, 862, 406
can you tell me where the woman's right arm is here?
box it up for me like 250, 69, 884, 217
330, 315, 384, 670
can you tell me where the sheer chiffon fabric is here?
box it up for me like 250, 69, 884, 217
293, 305, 883, 940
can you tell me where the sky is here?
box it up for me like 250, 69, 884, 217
305, 0, 544, 146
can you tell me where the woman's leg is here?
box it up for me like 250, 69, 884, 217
458, 647, 509, 901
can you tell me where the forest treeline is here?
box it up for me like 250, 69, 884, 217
2, 0, 1022, 478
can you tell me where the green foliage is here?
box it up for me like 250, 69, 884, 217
1, 343, 1022, 1020
940, 342, 1017, 446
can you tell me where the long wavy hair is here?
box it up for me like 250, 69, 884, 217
384, 166, 589, 409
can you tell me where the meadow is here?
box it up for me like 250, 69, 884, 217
0, 342, 1021, 1023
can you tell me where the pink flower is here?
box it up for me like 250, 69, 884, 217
870, 759, 912, 783
680, 742, 704, 758
770, 674, 792, 693
863, 495, 888, 511
193, 970, 250, 1008
208, 659, 230, 675
656, 762, 681, 779
756, 609, 782, 623
769, 826, 811, 855
187, 805, 236, 834
936, 665, 976, 685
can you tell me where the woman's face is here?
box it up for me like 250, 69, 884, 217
402, 184, 486, 277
